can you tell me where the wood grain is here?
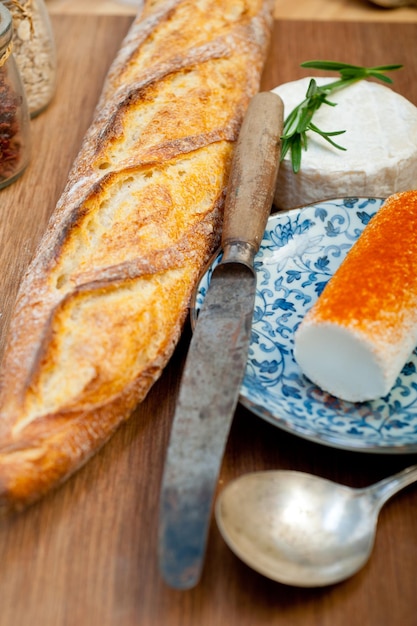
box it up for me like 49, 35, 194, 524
45, 0, 417, 22
0, 14, 416, 626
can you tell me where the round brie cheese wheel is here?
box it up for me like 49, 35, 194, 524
272, 77, 417, 209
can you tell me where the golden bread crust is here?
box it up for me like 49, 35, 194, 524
0, 0, 274, 514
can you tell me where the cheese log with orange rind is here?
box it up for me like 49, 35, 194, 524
294, 190, 417, 402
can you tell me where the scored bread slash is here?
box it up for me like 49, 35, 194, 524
294, 190, 417, 403
0, 0, 275, 515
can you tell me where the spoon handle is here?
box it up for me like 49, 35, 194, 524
365, 464, 417, 508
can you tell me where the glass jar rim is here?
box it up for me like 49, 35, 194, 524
0, 3, 12, 52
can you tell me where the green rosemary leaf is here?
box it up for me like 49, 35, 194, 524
291, 133, 303, 173
300, 60, 362, 71
365, 64, 403, 71
281, 60, 403, 172
305, 77, 319, 98
309, 122, 347, 150
280, 138, 291, 160
367, 71, 395, 84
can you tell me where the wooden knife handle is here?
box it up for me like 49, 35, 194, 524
221, 91, 283, 266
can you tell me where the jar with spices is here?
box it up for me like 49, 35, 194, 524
4, 0, 56, 117
0, 2, 31, 190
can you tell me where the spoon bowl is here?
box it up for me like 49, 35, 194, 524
215, 466, 417, 587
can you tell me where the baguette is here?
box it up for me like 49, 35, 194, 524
0, 0, 274, 514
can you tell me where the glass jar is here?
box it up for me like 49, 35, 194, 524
0, 2, 31, 190
4, 0, 56, 117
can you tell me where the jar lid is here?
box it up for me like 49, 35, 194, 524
0, 3, 12, 53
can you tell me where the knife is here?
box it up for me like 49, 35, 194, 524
158, 91, 284, 589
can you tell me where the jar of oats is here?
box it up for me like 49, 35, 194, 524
4, 0, 56, 117
0, 3, 31, 189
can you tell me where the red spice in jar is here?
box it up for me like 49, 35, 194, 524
0, 66, 22, 182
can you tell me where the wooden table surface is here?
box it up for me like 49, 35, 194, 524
1, 6, 417, 626
45, 0, 417, 22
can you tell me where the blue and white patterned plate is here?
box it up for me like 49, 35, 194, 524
192, 197, 417, 454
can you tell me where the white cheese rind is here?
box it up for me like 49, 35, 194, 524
272, 78, 417, 209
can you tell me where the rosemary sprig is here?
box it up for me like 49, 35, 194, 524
281, 61, 403, 173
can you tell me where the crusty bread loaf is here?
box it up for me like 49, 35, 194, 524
0, 0, 274, 514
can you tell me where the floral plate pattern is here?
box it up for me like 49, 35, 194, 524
192, 197, 417, 453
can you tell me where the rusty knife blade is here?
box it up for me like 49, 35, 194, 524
158, 92, 284, 589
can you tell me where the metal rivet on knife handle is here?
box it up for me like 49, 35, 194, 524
158, 92, 284, 590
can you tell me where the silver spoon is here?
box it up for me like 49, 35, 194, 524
215, 465, 417, 587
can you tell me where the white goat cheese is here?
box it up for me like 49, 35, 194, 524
294, 191, 417, 402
